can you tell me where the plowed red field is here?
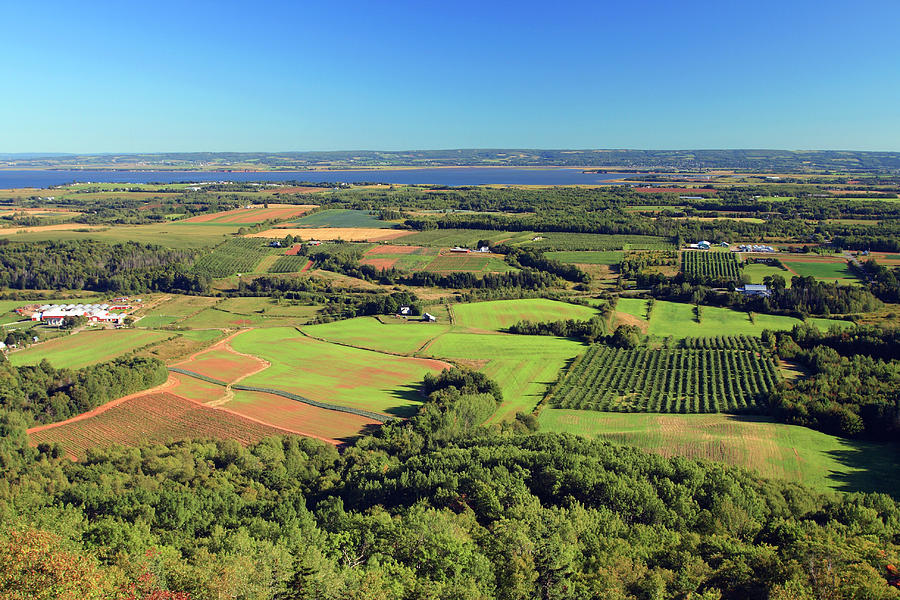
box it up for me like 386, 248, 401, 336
360, 257, 399, 269
365, 245, 425, 255
28, 392, 291, 459
226, 390, 379, 442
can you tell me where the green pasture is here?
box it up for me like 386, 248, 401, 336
230, 327, 447, 417
422, 332, 585, 421
290, 209, 391, 228
781, 259, 858, 281
7, 328, 170, 368
537, 410, 900, 498
303, 317, 451, 355
545, 251, 624, 265
450, 298, 599, 332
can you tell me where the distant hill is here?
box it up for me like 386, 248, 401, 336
3, 149, 900, 173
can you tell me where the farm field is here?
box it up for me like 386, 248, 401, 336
545, 251, 623, 264
304, 317, 451, 355
172, 346, 265, 384
28, 392, 294, 459
224, 390, 379, 442
268, 255, 314, 273
424, 253, 516, 273
399, 229, 537, 248
780, 258, 858, 282
289, 208, 393, 228
682, 250, 741, 280
551, 345, 778, 413
247, 227, 413, 242
231, 327, 451, 417
522, 233, 675, 251
421, 332, 586, 420
7, 328, 170, 368
191, 238, 282, 277
537, 410, 900, 497
216, 296, 321, 319
0, 221, 245, 249
450, 298, 599, 332
619, 300, 851, 338
183, 204, 315, 224
360, 245, 439, 271
742, 263, 791, 285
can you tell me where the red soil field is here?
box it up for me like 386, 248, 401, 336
173, 348, 265, 384
226, 390, 378, 442
168, 372, 227, 403
299, 259, 314, 272
284, 243, 303, 255
360, 257, 399, 269
633, 187, 717, 194
365, 245, 425, 255
28, 392, 294, 459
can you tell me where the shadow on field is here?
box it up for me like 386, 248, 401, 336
383, 384, 426, 418
825, 442, 900, 499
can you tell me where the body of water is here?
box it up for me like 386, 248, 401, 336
0, 167, 631, 188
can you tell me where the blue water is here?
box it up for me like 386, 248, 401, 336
0, 167, 631, 188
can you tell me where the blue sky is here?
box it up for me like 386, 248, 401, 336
3, 0, 899, 152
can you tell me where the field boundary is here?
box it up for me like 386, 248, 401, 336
169, 367, 395, 423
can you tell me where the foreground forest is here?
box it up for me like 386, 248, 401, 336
2, 369, 900, 600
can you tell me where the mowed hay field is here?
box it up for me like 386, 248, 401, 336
304, 317, 452, 355
288, 208, 394, 228
7, 328, 171, 368
780, 258, 858, 282
247, 227, 413, 242
614, 299, 851, 338
224, 390, 380, 443
183, 204, 316, 224
0, 221, 246, 249
28, 392, 294, 459
538, 410, 900, 497
451, 298, 599, 332
231, 327, 451, 417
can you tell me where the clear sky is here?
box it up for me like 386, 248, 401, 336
3, 0, 899, 152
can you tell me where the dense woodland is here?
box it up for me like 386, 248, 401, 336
0, 355, 166, 425
1, 365, 900, 599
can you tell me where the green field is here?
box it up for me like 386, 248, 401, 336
230, 327, 449, 417
0, 221, 244, 249
424, 254, 517, 273
422, 332, 586, 421
522, 233, 674, 251
7, 328, 170, 368
450, 298, 599, 331
545, 251, 624, 264
742, 263, 791, 285
618, 300, 851, 338
399, 229, 537, 248
290, 209, 392, 228
538, 410, 900, 497
781, 259, 858, 281
304, 317, 451, 355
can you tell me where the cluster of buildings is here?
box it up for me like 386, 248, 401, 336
449, 245, 490, 253
736, 244, 777, 253
29, 304, 125, 327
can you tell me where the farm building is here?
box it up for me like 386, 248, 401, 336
422, 312, 437, 322
30, 304, 124, 326
450, 246, 470, 253
689, 241, 712, 250
737, 284, 771, 297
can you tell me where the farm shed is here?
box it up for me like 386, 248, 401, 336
738, 284, 771, 297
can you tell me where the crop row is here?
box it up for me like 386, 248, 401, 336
682, 250, 741, 281
551, 345, 778, 413
678, 335, 765, 352
268, 255, 312, 273
191, 238, 281, 278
